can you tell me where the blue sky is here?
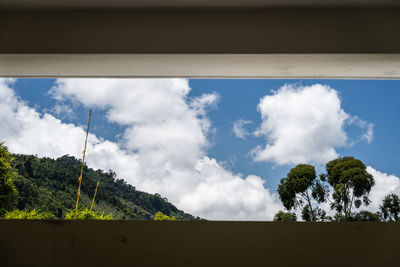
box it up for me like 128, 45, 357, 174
190, 79, 400, 190
13, 78, 400, 190
2, 78, 400, 220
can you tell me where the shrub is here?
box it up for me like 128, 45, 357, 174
2, 209, 55, 219
154, 211, 176, 221
65, 207, 113, 220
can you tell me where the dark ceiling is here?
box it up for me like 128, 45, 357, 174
1, 0, 400, 9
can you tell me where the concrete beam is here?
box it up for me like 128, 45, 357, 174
1, 54, 400, 78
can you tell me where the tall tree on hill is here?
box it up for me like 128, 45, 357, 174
277, 164, 328, 221
323, 157, 374, 221
0, 142, 17, 213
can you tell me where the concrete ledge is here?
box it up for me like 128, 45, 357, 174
1, 54, 400, 78
0, 220, 399, 267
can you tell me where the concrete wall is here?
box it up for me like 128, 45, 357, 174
1, 8, 400, 54
1, 220, 399, 267
1, 7, 399, 267
2, 8, 400, 78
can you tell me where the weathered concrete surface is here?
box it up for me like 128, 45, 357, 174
0, 220, 399, 267
1, 54, 400, 78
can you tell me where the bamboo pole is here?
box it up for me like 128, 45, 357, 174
73, 109, 92, 219
90, 180, 100, 211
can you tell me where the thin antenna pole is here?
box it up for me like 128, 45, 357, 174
74, 109, 92, 219
90, 180, 100, 211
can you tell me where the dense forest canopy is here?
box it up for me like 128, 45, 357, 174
9, 153, 196, 220
2, 142, 400, 221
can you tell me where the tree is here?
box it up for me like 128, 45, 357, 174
324, 157, 374, 220
350, 211, 380, 222
154, 211, 176, 221
380, 194, 400, 221
273, 211, 297, 222
0, 142, 17, 213
278, 164, 328, 221
301, 206, 328, 222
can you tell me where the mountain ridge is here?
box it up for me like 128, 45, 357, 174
11, 153, 198, 220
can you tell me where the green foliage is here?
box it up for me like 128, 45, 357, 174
154, 211, 176, 221
333, 211, 381, 222
351, 211, 381, 222
311, 181, 329, 204
65, 208, 112, 220
278, 164, 328, 221
380, 194, 400, 221
301, 206, 328, 222
273, 211, 297, 222
275, 157, 384, 222
2, 209, 55, 219
325, 157, 374, 219
11, 154, 195, 220
278, 164, 316, 210
0, 142, 17, 214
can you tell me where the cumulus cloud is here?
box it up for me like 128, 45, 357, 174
0, 78, 281, 220
50, 79, 211, 170
252, 84, 372, 165
233, 119, 252, 139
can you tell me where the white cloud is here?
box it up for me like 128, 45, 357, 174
363, 124, 374, 144
45, 103, 75, 120
0, 78, 282, 220
252, 84, 372, 165
190, 92, 219, 116
347, 116, 374, 144
233, 119, 252, 139
49, 79, 192, 125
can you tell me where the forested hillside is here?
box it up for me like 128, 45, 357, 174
11, 154, 196, 220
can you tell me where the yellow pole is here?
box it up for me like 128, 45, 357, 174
73, 109, 92, 219
90, 180, 100, 211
